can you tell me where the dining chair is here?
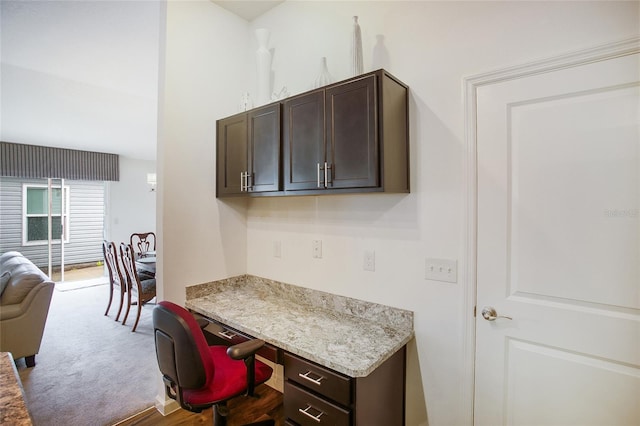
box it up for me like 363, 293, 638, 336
102, 240, 126, 321
119, 243, 156, 332
153, 301, 274, 426
129, 232, 156, 258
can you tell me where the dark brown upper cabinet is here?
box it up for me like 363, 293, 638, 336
216, 103, 281, 196
283, 70, 409, 195
216, 69, 408, 198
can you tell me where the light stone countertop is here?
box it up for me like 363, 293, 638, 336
185, 275, 414, 378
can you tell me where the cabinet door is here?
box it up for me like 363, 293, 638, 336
248, 104, 280, 193
283, 90, 325, 191
326, 75, 378, 189
216, 114, 247, 196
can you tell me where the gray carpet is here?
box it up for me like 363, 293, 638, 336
16, 283, 158, 426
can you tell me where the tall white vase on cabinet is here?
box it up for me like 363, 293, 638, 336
256, 28, 272, 106
350, 16, 363, 76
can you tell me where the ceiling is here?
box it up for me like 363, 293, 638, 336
211, 1, 284, 21
1, 1, 283, 163
1, 1, 161, 162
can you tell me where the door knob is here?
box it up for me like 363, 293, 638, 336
481, 306, 512, 321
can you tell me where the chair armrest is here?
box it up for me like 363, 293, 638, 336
227, 339, 267, 397
226, 339, 265, 360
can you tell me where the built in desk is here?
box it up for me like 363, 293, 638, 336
186, 275, 414, 426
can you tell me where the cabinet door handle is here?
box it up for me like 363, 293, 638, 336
298, 370, 324, 386
298, 405, 324, 423
218, 329, 237, 340
324, 162, 332, 186
240, 171, 249, 191
246, 172, 253, 191
240, 171, 253, 191
317, 163, 331, 188
324, 161, 328, 187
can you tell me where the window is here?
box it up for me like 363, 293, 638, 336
22, 184, 70, 244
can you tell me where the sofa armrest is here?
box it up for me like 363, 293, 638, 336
0, 303, 23, 321
0, 280, 54, 320
0, 281, 54, 361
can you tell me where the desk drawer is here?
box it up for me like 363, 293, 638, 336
284, 352, 352, 406
284, 381, 351, 426
201, 319, 278, 362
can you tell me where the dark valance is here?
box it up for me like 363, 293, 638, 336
0, 141, 119, 181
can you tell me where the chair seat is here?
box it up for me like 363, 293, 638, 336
184, 346, 273, 407
140, 278, 156, 294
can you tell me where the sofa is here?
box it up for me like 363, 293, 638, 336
0, 251, 55, 367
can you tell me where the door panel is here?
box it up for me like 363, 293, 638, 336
475, 51, 640, 425
509, 84, 639, 309
216, 114, 247, 195
283, 90, 325, 191
249, 104, 280, 193
327, 75, 377, 188
505, 338, 640, 425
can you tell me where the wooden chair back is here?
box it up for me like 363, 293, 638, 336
102, 240, 126, 320
119, 243, 156, 332
129, 232, 156, 258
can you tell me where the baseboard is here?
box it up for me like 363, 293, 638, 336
154, 393, 180, 416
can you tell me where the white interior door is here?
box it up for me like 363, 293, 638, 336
474, 49, 640, 425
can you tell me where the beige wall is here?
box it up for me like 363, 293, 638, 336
159, 2, 639, 425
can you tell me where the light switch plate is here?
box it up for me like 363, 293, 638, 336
364, 250, 375, 272
312, 240, 322, 258
425, 258, 457, 283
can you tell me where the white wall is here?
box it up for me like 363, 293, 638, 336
158, 0, 251, 303
160, 1, 639, 425
106, 156, 157, 245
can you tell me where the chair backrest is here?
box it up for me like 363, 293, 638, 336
102, 240, 123, 287
130, 232, 156, 258
152, 301, 215, 393
119, 243, 140, 293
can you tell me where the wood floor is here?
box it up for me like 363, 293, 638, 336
114, 384, 284, 426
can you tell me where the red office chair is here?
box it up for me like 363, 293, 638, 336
152, 301, 274, 426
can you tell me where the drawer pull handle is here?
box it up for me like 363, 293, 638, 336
299, 371, 324, 386
218, 330, 237, 340
299, 405, 324, 423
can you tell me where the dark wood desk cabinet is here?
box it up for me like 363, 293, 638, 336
284, 349, 405, 426
199, 316, 406, 426
216, 103, 281, 196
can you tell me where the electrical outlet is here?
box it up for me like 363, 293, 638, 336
274, 241, 281, 258
425, 258, 457, 283
312, 240, 322, 259
364, 250, 375, 272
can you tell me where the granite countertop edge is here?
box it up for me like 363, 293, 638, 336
185, 275, 415, 378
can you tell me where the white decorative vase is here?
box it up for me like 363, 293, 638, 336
255, 28, 272, 105
239, 92, 253, 112
350, 16, 363, 76
314, 57, 333, 88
